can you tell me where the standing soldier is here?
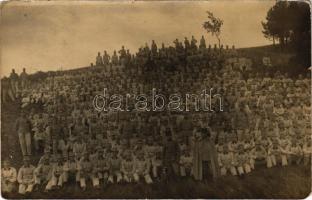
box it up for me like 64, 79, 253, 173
96, 52, 103, 66
180, 115, 193, 145
159, 43, 167, 59
111, 50, 119, 66
151, 40, 158, 58
33, 113, 46, 153
102, 50, 110, 68
126, 49, 132, 67
46, 117, 62, 155
199, 35, 206, 50
20, 68, 28, 89
1, 77, 15, 103
15, 111, 32, 156
17, 156, 36, 194
119, 46, 127, 58
162, 129, 180, 180
190, 35, 198, 52
184, 37, 190, 53
119, 46, 127, 66
9, 69, 19, 97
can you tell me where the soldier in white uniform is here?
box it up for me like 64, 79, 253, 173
218, 145, 235, 176
303, 138, 311, 165
108, 149, 122, 184
17, 156, 36, 194
179, 148, 193, 177
1, 159, 17, 193
77, 152, 96, 190
121, 150, 135, 183
45, 154, 64, 191
133, 151, 153, 184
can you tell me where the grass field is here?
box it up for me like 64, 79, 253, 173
1, 101, 311, 199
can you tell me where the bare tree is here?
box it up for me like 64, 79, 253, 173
203, 11, 223, 48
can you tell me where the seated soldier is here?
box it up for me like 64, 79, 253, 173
45, 154, 64, 191
17, 156, 36, 194
121, 150, 135, 183
34, 156, 52, 190
303, 138, 312, 165
151, 138, 163, 180
77, 152, 95, 190
93, 148, 110, 187
63, 152, 79, 184
108, 149, 122, 184
218, 145, 236, 176
134, 151, 153, 184
289, 139, 303, 165
249, 144, 256, 170
179, 148, 193, 177
73, 136, 86, 161
235, 145, 246, 176
1, 159, 17, 194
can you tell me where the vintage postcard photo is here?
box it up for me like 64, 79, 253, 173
0, 0, 311, 199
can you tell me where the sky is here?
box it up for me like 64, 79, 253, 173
0, 0, 275, 77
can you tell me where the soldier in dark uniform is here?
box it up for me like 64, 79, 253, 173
96, 52, 103, 66
125, 49, 132, 67
199, 35, 206, 50
102, 51, 110, 67
191, 35, 198, 53
119, 46, 127, 66
151, 40, 158, 58
172, 38, 179, 51
208, 44, 212, 51
184, 37, 190, 53
162, 129, 180, 180
20, 68, 28, 89
9, 69, 19, 96
159, 43, 167, 59
111, 50, 119, 66
1, 77, 15, 103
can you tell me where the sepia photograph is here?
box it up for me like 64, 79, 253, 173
0, 0, 311, 199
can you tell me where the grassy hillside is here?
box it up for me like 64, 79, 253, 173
1, 45, 311, 198
238, 44, 309, 76
1, 100, 311, 199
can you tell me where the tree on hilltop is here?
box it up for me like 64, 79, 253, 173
203, 11, 223, 48
262, 1, 310, 67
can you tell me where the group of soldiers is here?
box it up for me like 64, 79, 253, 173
94, 35, 237, 71
1, 68, 29, 104
2, 37, 311, 196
